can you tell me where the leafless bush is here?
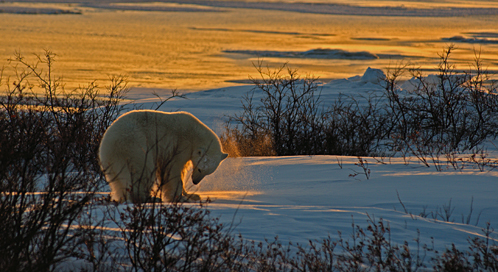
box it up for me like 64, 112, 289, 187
224, 61, 326, 156
223, 61, 389, 157
385, 46, 498, 165
288, 236, 337, 271
225, 47, 498, 162
220, 125, 275, 157
332, 215, 429, 271
284, 216, 497, 272
349, 156, 371, 180
73, 199, 498, 272
432, 223, 498, 272
0, 51, 127, 271
70, 200, 251, 272
324, 93, 390, 156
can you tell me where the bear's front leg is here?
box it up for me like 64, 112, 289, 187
182, 188, 201, 202
160, 174, 183, 202
161, 180, 200, 202
180, 194, 201, 202
160, 163, 201, 203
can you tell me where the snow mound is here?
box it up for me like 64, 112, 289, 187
323, 67, 387, 95
360, 67, 386, 84
400, 74, 468, 92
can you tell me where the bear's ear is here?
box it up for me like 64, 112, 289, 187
221, 153, 228, 160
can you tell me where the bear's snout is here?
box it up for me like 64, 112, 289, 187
192, 167, 205, 185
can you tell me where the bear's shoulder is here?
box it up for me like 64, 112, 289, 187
122, 110, 196, 120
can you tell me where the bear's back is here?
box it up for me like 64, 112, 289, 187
110, 110, 197, 132
103, 110, 216, 146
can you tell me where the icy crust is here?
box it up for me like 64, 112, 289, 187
87, 2, 222, 13
0, 3, 81, 14
360, 67, 386, 84
225, 49, 379, 60
82, 0, 498, 17
3, 1, 498, 17
177, 1, 498, 17
443, 34, 498, 44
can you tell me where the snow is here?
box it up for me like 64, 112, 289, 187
5, 0, 496, 265
198, 156, 498, 248
400, 74, 468, 93
120, 67, 498, 261
360, 67, 386, 84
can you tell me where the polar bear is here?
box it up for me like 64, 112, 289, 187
99, 110, 228, 203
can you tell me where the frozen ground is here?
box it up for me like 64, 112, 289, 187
120, 68, 498, 261
5, 0, 498, 16
1, 0, 498, 91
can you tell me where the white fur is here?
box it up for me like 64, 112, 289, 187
99, 110, 227, 203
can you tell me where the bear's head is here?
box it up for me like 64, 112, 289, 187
191, 143, 228, 185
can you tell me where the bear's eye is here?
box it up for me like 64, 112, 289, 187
198, 168, 202, 173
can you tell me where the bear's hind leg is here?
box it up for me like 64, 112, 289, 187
127, 158, 156, 203
103, 162, 132, 203
105, 158, 155, 203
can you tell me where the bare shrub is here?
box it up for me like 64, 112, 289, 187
385, 46, 498, 165
225, 61, 325, 156
467, 223, 498, 271
75, 201, 498, 272
432, 245, 473, 271
220, 125, 275, 157
349, 156, 372, 180
0, 51, 127, 271
223, 63, 390, 157
288, 236, 337, 271
226, 47, 498, 162
324, 93, 389, 156
81, 200, 250, 272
